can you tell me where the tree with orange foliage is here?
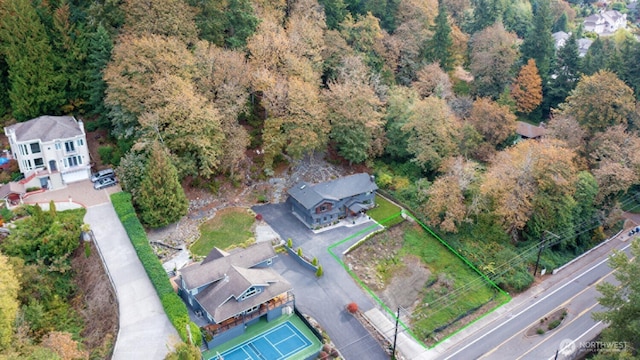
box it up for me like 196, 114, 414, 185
511, 59, 543, 114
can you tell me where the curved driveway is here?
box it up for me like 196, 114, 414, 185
25, 182, 179, 359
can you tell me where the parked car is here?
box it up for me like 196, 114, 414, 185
91, 168, 115, 183
93, 176, 117, 190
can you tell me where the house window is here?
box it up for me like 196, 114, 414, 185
77, 139, 84, 146
22, 159, 32, 170
30, 143, 41, 154
241, 287, 261, 300
34, 158, 44, 167
19, 144, 28, 155
55, 142, 61, 150
63, 155, 83, 168
64, 141, 75, 152
244, 305, 260, 314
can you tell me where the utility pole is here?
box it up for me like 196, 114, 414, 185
392, 307, 400, 359
533, 230, 560, 277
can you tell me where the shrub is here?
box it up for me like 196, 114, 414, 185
346, 302, 358, 314
84, 242, 91, 258
98, 145, 122, 166
318, 351, 329, 359
297, 248, 303, 257
255, 213, 263, 221
548, 319, 561, 330
0, 207, 13, 222
287, 238, 293, 248
111, 192, 201, 345
312, 257, 318, 266
26, 186, 41, 192
316, 265, 323, 277
536, 328, 544, 335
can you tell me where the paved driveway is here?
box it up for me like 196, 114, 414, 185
86, 202, 179, 360
253, 204, 388, 360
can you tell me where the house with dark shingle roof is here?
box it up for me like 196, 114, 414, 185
286, 173, 378, 229
4, 115, 90, 189
177, 242, 294, 348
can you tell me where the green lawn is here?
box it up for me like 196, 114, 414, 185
368, 194, 404, 227
400, 224, 505, 345
190, 207, 255, 256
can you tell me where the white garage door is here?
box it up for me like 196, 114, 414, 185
62, 169, 90, 184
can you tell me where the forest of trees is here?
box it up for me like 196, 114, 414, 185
1, 0, 640, 355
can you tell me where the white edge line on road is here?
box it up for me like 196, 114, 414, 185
444, 243, 631, 360
549, 321, 603, 360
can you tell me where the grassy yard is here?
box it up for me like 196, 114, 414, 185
190, 207, 255, 256
368, 194, 404, 227
400, 224, 506, 345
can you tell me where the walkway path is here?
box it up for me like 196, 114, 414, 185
23, 181, 179, 359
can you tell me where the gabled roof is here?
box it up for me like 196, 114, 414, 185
195, 265, 291, 323
287, 173, 378, 210
179, 241, 276, 291
516, 121, 546, 139
5, 116, 83, 143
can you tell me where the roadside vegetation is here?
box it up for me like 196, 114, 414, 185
0, 204, 117, 358
190, 207, 256, 256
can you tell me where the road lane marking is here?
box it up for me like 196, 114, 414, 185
547, 321, 603, 360
515, 301, 601, 360
478, 268, 615, 360
443, 243, 631, 360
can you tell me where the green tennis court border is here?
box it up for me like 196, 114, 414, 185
203, 313, 322, 360
327, 210, 511, 349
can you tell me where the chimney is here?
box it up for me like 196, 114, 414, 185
370, 175, 375, 182
76, 117, 85, 134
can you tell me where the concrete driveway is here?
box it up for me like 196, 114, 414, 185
253, 204, 388, 360
86, 202, 179, 359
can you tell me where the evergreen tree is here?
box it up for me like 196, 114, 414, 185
0, 56, 10, 118
552, 12, 568, 33
85, 24, 113, 124
548, 33, 581, 109
617, 38, 640, 100
136, 142, 188, 228
520, 0, 554, 83
189, 0, 258, 49
425, 1, 454, 72
470, 0, 501, 33
0, 0, 66, 120
581, 37, 607, 75
319, 0, 348, 30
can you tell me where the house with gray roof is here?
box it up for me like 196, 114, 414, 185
286, 173, 378, 229
4, 115, 90, 190
584, 10, 627, 36
177, 242, 294, 348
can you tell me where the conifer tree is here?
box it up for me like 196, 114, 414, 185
511, 59, 542, 114
0, 0, 66, 120
520, 0, 554, 83
85, 24, 113, 124
425, 1, 454, 72
137, 142, 188, 228
548, 33, 581, 109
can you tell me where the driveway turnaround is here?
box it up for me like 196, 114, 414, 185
254, 204, 389, 360
85, 202, 179, 360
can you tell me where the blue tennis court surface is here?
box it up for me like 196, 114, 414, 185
213, 321, 312, 360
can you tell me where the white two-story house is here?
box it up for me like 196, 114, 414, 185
4, 115, 91, 189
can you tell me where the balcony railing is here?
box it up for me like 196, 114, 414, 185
203, 292, 295, 335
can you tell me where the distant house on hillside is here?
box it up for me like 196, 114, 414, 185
578, 38, 594, 57
552, 31, 570, 49
4, 115, 90, 190
286, 173, 378, 229
584, 10, 627, 35
516, 121, 547, 141
177, 242, 294, 348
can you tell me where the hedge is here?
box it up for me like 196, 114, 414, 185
111, 192, 202, 345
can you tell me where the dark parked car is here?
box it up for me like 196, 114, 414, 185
93, 176, 117, 190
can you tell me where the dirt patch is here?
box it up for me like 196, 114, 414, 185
71, 242, 118, 358
526, 308, 568, 336
345, 226, 430, 314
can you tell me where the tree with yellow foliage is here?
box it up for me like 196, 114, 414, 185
511, 59, 543, 114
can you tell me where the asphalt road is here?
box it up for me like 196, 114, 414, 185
438, 240, 632, 360
254, 203, 389, 360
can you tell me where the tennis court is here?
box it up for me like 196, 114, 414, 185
213, 321, 313, 360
